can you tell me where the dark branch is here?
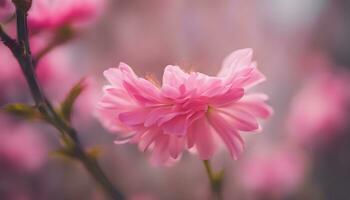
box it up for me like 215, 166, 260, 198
0, 25, 20, 55
0, 1, 124, 199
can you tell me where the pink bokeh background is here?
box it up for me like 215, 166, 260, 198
1, 0, 350, 199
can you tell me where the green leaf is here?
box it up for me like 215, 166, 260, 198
50, 148, 75, 159
87, 146, 102, 159
50, 146, 102, 161
60, 78, 86, 122
2, 103, 44, 120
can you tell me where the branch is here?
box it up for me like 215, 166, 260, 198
0, 1, 124, 199
0, 25, 20, 55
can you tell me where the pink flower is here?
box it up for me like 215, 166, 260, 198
28, 0, 105, 31
96, 49, 272, 164
238, 147, 307, 197
35, 47, 79, 101
287, 70, 349, 147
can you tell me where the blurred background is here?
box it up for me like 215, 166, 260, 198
1, 0, 350, 199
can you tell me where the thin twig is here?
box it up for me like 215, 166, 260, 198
0, 1, 124, 199
0, 25, 19, 53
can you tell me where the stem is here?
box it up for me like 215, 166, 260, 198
203, 160, 223, 200
75, 147, 123, 199
1, 3, 124, 200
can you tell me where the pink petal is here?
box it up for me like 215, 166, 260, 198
168, 136, 185, 159
103, 68, 123, 86
208, 112, 244, 159
231, 65, 266, 89
162, 85, 181, 99
162, 115, 188, 136
122, 81, 160, 105
201, 79, 227, 97
209, 88, 244, 106
103, 63, 135, 85
234, 93, 273, 119
150, 136, 171, 165
144, 106, 172, 127
119, 62, 137, 76
103, 63, 162, 105
138, 130, 159, 152
157, 109, 191, 126
119, 109, 149, 126
218, 48, 253, 77
100, 86, 133, 108
113, 132, 137, 144
162, 65, 189, 88
217, 107, 259, 131
187, 129, 196, 148
95, 105, 130, 132
188, 117, 216, 160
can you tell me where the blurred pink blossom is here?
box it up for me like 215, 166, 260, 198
28, 0, 106, 31
96, 49, 272, 165
0, 115, 47, 172
238, 147, 307, 197
71, 77, 101, 126
0, 38, 97, 124
0, 44, 23, 99
0, 39, 73, 100
0, 0, 14, 22
287, 69, 350, 147
2, 191, 31, 200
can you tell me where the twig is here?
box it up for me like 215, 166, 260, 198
0, 1, 124, 199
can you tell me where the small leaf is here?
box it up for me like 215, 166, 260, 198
2, 103, 44, 120
49, 148, 78, 162
87, 146, 102, 159
60, 78, 86, 122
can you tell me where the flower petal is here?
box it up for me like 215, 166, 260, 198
208, 112, 244, 159
138, 130, 159, 152
218, 48, 253, 77
144, 106, 171, 127
231, 64, 266, 89
162, 65, 189, 88
119, 109, 149, 126
150, 135, 171, 165
188, 117, 216, 160
208, 88, 244, 107
234, 93, 273, 119
169, 136, 185, 159
217, 107, 259, 131
162, 115, 188, 136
